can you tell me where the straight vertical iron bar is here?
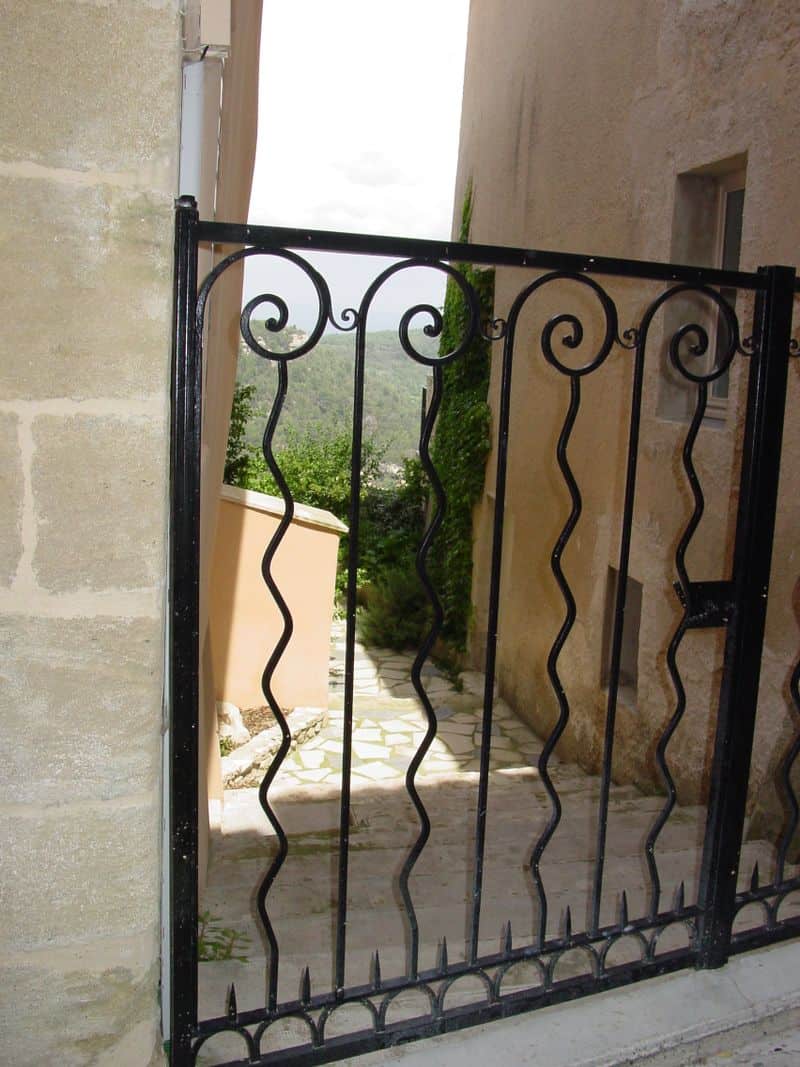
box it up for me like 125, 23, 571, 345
469, 323, 515, 962
697, 264, 796, 967
169, 195, 201, 1064
590, 339, 646, 934
334, 322, 367, 993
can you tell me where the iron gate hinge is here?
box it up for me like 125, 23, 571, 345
673, 580, 735, 628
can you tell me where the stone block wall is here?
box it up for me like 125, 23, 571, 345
0, 2, 181, 1063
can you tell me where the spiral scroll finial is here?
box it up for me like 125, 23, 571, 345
197, 245, 335, 362
357, 257, 481, 366
639, 285, 742, 384
504, 271, 619, 377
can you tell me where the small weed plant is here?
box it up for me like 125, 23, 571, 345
197, 910, 251, 962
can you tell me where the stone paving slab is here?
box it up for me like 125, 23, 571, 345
260, 626, 540, 792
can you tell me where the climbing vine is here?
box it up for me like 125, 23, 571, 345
430, 181, 494, 650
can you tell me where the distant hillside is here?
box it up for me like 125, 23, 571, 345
236, 326, 433, 465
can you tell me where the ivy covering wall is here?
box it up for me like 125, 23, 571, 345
431, 182, 495, 650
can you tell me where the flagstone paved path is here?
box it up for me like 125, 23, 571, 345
264, 620, 535, 791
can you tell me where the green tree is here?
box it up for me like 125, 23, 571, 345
224, 383, 258, 486
241, 430, 388, 604
243, 429, 383, 518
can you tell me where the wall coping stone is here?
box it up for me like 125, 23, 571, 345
220, 483, 348, 536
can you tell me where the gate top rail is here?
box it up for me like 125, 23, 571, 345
197, 219, 769, 291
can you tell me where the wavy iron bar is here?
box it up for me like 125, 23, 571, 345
639, 285, 742, 919
170, 200, 798, 1067
644, 379, 707, 918
342, 259, 479, 990
254, 358, 294, 1012
475, 272, 619, 955
205, 246, 339, 1010
532, 371, 581, 945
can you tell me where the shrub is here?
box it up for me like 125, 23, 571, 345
357, 564, 432, 650
360, 457, 427, 577
222, 296, 485, 653
239, 429, 388, 603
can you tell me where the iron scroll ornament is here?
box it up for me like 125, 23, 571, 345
481, 272, 619, 947
229, 253, 485, 1000
634, 284, 744, 918
338, 258, 481, 986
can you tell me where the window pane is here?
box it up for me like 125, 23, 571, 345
712, 364, 730, 401
712, 285, 737, 400
722, 187, 745, 271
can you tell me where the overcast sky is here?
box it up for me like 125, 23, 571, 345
243, 0, 470, 332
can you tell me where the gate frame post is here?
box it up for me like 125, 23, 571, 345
697, 264, 796, 969
169, 194, 201, 1062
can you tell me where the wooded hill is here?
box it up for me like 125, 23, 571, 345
235, 326, 431, 465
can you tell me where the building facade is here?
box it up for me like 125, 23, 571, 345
456, 0, 800, 827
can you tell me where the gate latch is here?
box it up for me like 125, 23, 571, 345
673, 580, 735, 628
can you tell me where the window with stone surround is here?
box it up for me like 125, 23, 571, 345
658, 158, 747, 422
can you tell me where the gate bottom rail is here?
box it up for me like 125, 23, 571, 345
193, 945, 707, 1065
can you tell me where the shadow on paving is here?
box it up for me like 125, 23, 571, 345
199, 768, 724, 1017
197, 626, 800, 1061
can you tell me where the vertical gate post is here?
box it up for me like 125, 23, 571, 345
697, 264, 796, 969
170, 195, 201, 1061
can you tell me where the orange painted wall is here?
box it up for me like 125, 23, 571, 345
209, 485, 345, 713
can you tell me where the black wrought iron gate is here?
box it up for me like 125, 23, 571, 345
170, 194, 800, 1065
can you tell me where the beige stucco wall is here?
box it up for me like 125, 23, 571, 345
210, 486, 346, 714
0, 2, 182, 1063
457, 0, 800, 817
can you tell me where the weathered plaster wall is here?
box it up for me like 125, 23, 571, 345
0, 2, 181, 1063
210, 486, 345, 715
457, 1, 800, 814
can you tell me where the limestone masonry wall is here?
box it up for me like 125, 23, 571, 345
0, 2, 181, 1062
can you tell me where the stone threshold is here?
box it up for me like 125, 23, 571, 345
345, 940, 800, 1066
